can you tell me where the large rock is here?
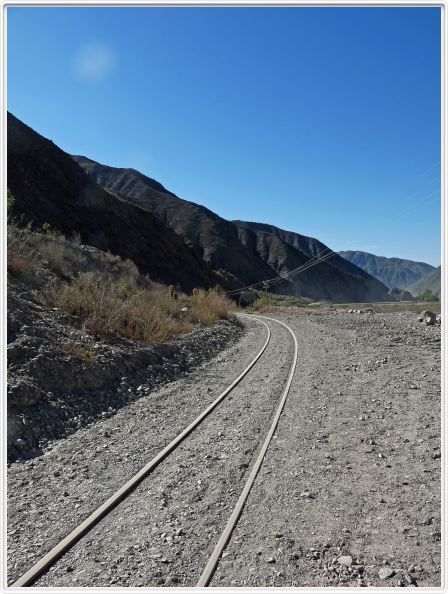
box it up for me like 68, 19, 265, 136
418, 310, 437, 324
378, 567, 395, 580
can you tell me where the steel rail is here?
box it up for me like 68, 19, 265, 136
197, 314, 298, 587
12, 317, 271, 588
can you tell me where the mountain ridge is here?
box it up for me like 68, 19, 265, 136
8, 111, 392, 303
407, 266, 441, 298
339, 250, 435, 291
73, 155, 391, 303
7, 113, 221, 291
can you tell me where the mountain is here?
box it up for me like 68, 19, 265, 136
232, 221, 391, 302
7, 112, 392, 303
72, 156, 274, 286
339, 250, 435, 290
7, 113, 220, 291
407, 266, 441, 298
73, 156, 391, 303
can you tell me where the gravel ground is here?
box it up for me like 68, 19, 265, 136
7, 316, 269, 585
7, 310, 441, 587
8, 280, 244, 461
211, 310, 441, 588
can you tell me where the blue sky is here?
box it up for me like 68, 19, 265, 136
8, 7, 441, 265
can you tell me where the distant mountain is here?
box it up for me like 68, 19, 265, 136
74, 156, 391, 303
339, 250, 435, 290
7, 113, 220, 291
407, 266, 441, 298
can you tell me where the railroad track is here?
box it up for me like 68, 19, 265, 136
11, 314, 298, 588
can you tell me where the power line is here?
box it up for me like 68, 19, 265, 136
225, 248, 336, 295
225, 160, 441, 298
224, 248, 332, 295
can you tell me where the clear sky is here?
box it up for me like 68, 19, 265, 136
7, 6, 441, 265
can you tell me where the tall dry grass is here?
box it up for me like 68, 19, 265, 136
190, 289, 236, 325
7, 226, 38, 277
8, 222, 235, 343
43, 273, 235, 343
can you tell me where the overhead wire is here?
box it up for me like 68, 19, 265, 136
224, 160, 441, 297
224, 248, 332, 295
224, 248, 336, 295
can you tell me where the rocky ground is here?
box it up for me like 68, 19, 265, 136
210, 309, 441, 587
7, 281, 242, 461
7, 309, 441, 587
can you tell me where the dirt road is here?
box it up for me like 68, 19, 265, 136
8, 310, 441, 587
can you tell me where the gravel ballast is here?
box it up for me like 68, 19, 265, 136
8, 310, 441, 587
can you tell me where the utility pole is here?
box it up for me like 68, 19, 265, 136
263, 280, 269, 302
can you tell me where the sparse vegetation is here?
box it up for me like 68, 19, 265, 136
41, 222, 65, 240
248, 295, 274, 313
8, 223, 235, 343
37, 240, 70, 276
7, 188, 15, 211
7, 224, 70, 278
418, 289, 439, 303
8, 221, 235, 342
334, 301, 441, 314
58, 342, 98, 364
248, 293, 308, 313
7, 225, 38, 277
42, 273, 234, 343
70, 231, 82, 246
6, 190, 38, 276
7, 225, 143, 282
188, 289, 235, 325
8, 228, 233, 346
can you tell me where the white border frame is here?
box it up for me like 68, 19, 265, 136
0, 2, 446, 593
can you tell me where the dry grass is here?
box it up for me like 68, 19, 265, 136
37, 240, 70, 276
58, 342, 98, 364
8, 225, 144, 285
248, 296, 274, 313
8, 224, 235, 343
7, 227, 38, 277
247, 294, 307, 313
42, 273, 235, 343
189, 289, 236, 325
70, 231, 82, 247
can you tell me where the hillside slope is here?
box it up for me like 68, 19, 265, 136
234, 221, 391, 302
407, 266, 441, 298
339, 250, 435, 290
7, 113, 220, 291
72, 156, 273, 285
74, 156, 391, 303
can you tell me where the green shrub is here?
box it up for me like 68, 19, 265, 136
418, 289, 439, 302
7, 188, 15, 211
58, 342, 98, 364
41, 222, 65, 240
